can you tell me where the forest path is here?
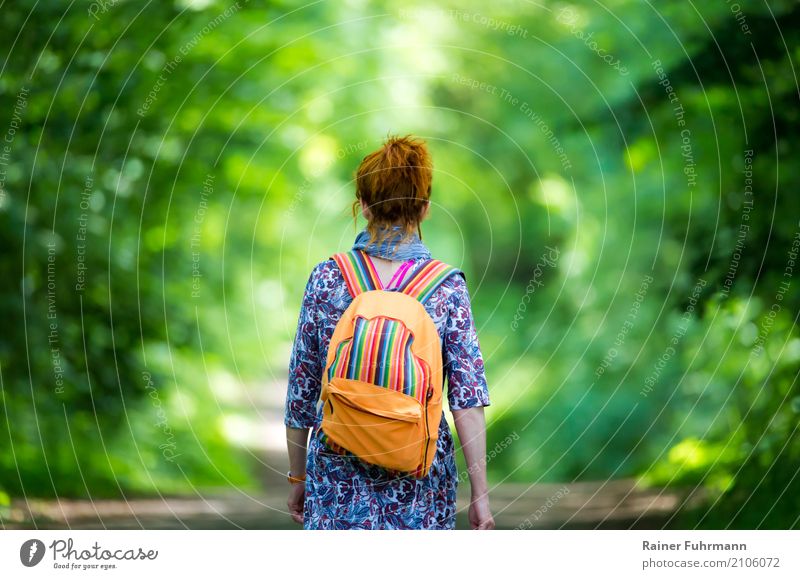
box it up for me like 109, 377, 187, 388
2, 377, 704, 530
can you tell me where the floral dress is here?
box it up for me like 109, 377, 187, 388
284, 255, 490, 529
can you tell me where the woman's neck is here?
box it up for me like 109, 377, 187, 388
352, 223, 431, 261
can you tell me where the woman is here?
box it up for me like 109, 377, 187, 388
284, 134, 494, 530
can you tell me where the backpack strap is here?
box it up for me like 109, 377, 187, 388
332, 250, 382, 298
398, 259, 464, 304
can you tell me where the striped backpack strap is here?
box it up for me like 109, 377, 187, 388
398, 259, 464, 304
331, 250, 382, 298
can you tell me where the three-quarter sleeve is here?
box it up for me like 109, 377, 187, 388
442, 273, 491, 410
284, 264, 324, 428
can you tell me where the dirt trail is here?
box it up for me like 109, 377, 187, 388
2, 377, 704, 529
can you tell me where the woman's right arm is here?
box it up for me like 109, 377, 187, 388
452, 405, 494, 529
442, 273, 494, 529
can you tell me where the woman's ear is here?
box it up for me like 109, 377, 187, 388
421, 200, 431, 221
360, 198, 371, 220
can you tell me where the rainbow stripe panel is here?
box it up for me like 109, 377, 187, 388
328, 315, 430, 402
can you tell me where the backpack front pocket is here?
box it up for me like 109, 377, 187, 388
321, 376, 426, 473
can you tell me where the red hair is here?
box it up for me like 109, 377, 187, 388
352, 134, 432, 244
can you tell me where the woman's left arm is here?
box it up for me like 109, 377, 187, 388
286, 426, 310, 478
284, 264, 325, 523
286, 425, 309, 524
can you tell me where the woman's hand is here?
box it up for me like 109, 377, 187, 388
452, 407, 495, 529
285, 426, 310, 525
287, 482, 305, 524
469, 493, 495, 530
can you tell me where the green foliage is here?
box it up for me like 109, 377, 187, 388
1, 0, 798, 528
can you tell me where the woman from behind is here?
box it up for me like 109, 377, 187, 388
284, 134, 494, 529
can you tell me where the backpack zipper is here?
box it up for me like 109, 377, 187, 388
421, 387, 432, 476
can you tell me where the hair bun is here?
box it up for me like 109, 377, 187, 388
353, 134, 433, 244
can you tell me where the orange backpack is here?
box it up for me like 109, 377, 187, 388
319, 249, 463, 478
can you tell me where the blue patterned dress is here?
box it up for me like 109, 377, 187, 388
284, 254, 490, 529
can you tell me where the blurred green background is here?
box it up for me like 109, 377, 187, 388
1, 0, 798, 529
